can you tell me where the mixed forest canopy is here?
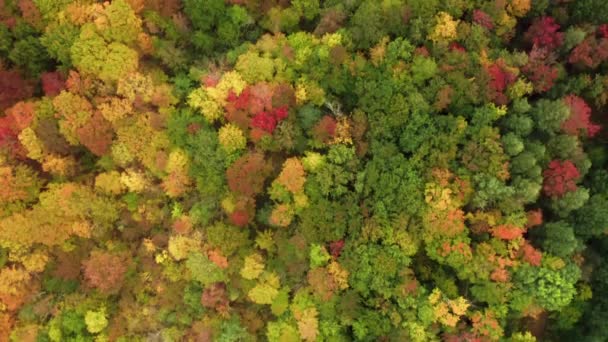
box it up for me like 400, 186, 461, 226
0, 0, 608, 341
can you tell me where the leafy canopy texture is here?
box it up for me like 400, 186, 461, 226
1, 0, 608, 341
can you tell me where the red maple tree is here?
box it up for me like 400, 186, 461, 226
41, 71, 66, 97
524, 17, 564, 51
226, 152, 272, 197
562, 95, 601, 137
542, 160, 580, 198
0, 70, 33, 111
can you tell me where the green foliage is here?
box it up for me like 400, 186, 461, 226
186, 252, 226, 286
70, 25, 138, 82
514, 263, 581, 311
40, 23, 79, 67
9, 36, 51, 76
539, 221, 580, 258
84, 308, 108, 334
1, 2, 607, 341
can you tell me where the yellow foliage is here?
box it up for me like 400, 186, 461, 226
321, 32, 343, 47
429, 288, 469, 327
331, 117, 353, 145
117, 72, 154, 102
429, 12, 459, 43
188, 87, 224, 123
98, 97, 133, 123
0, 267, 31, 295
248, 272, 281, 304
508, 0, 531, 17
110, 143, 135, 166
328, 261, 349, 290
95, 171, 125, 195
168, 235, 201, 261
221, 194, 236, 214
296, 307, 319, 342
277, 158, 306, 193
18, 128, 44, 161
166, 149, 189, 174
496, 11, 517, 37
370, 37, 390, 66
295, 78, 325, 106
295, 83, 308, 105
216, 71, 247, 96
120, 169, 148, 193
42, 155, 77, 177
71, 220, 92, 238
21, 251, 49, 273
270, 204, 295, 227
189, 71, 247, 123
293, 192, 310, 210
52, 91, 93, 145
218, 124, 247, 153
241, 254, 265, 280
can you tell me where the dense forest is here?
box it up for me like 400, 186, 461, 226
1, 0, 608, 341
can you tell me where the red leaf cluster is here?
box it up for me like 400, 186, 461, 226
487, 62, 516, 93
76, 112, 114, 156
41, 71, 66, 97
599, 24, 608, 39
226, 152, 272, 197
229, 196, 255, 227
542, 160, 580, 198
492, 225, 525, 240
522, 47, 559, 92
329, 240, 345, 258
562, 95, 601, 137
525, 209, 543, 228
522, 243, 542, 266
524, 17, 564, 51
569, 36, 608, 69
226, 84, 290, 135
82, 251, 129, 294
0, 70, 34, 111
313, 115, 337, 143
0, 101, 34, 157
201, 282, 230, 315
449, 42, 466, 52
473, 10, 494, 30
486, 60, 516, 104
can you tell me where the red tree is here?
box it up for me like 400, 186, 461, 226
485, 60, 516, 104
201, 282, 229, 315
0, 70, 34, 111
82, 251, 129, 294
562, 95, 601, 137
313, 115, 337, 143
226, 152, 272, 197
76, 112, 114, 156
542, 160, 580, 198
41, 71, 66, 97
473, 10, 494, 30
569, 36, 608, 69
522, 47, 559, 92
599, 24, 608, 39
524, 17, 564, 51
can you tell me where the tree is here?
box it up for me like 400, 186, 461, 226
82, 251, 129, 294
543, 160, 580, 198
76, 112, 113, 156
0, 69, 33, 111
539, 221, 579, 258
226, 152, 272, 197
562, 95, 601, 137
70, 24, 139, 82
524, 17, 564, 50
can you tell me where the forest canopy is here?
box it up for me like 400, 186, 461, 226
0, 0, 608, 341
